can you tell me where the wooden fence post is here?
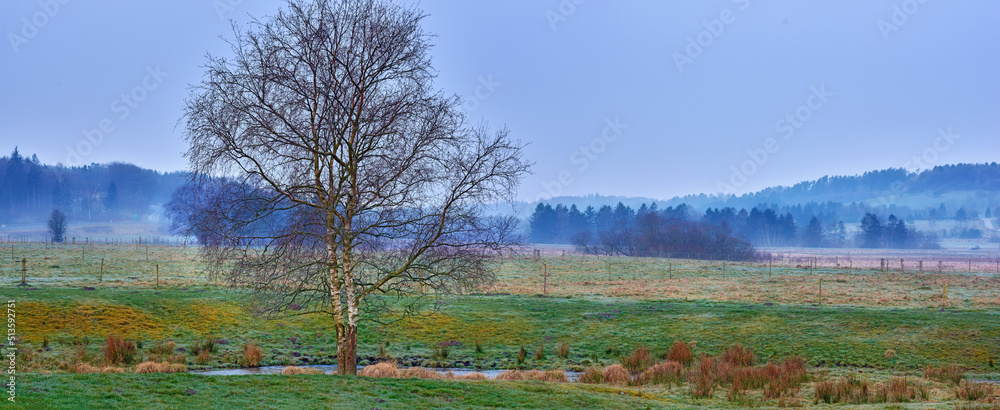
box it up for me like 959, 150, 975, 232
543, 263, 548, 296
818, 278, 823, 304
100, 258, 104, 282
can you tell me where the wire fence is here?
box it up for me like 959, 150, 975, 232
514, 246, 1000, 275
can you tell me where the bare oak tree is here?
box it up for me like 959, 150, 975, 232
182, 0, 528, 375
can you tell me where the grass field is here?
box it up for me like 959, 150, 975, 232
3, 243, 1000, 408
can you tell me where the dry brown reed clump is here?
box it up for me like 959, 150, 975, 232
556, 342, 570, 359
602, 364, 631, 385
689, 355, 718, 398
359, 362, 401, 378
619, 346, 655, 374
665, 340, 694, 366
135, 361, 188, 374
815, 374, 923, 404
496, 370, 568, 383
281, 366, 324, 375
578, 367, 604, 384
456, 372, 488, 380
719, 344, 754, 368
539, 370, 569, 383
635, 361, 684, 386
241, 343, 263, 367
101, 366, 126, 374
196, 349, 212, 365
73, 363, 100, 374
708, 344, 806, 400
72, 363, 125, 374
923, 364, 964, 385
956, 380, 995, 402
104, 335, 137, 366
400, 367, 441, 380
149, 341, 176, 357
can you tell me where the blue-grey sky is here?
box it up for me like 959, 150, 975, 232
2, 0, 998, 201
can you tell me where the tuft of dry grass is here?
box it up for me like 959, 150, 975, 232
619, 346, 655, 374
400, 367, 441, 380
73, 363, 125, 374
690, 355, 717, 398
878, 377, 917, 403
73, 363, 99, 374
602, 364, 631, 385
457, 372, 488, 380
135, 361, 188, 374
535, 344, 545, 360
556, 342, 570, 359
149, 340, 176, 357
103, 335, 137, 366
720, 344, 754, 368
956, 380, 995, 402
196, 349, 212, 365
761, 357, 808, 399
281, 366, 324, 375
495, 370, 522, 381
241, 343, 263, 367
665, 340, 694, 366
815, 374, 922, 404
539, 370, 569, 383
923, 364, 964, 385
635, 361, 684, 386
359, 362, 401, 378
100, 366, 126, 374
578, 367, 604, 384
516, 346, 527, 365
496, 370, 568, 383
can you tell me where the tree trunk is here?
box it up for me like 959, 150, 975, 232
337, 324, 358, 375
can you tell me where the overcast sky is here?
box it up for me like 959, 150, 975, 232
2, 0, 998, 201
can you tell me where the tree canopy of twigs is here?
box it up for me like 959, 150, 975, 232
179, 0, 528, 375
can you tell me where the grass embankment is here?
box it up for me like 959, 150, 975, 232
8, 287, 1000, 372
14, 373, 681, 409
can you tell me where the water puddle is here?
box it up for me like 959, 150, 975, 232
192, 365, 581, 381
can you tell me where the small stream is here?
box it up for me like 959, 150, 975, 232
192, 365, 581, 381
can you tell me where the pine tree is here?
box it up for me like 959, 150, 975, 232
805, 216, 823, 247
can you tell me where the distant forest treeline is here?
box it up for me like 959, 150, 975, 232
662, 163, 1000, 222
530, 202, 756, 260
0, 148, 186, 224
530, 201, 947, 250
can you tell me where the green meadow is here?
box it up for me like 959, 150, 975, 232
3, 243, 999, 408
